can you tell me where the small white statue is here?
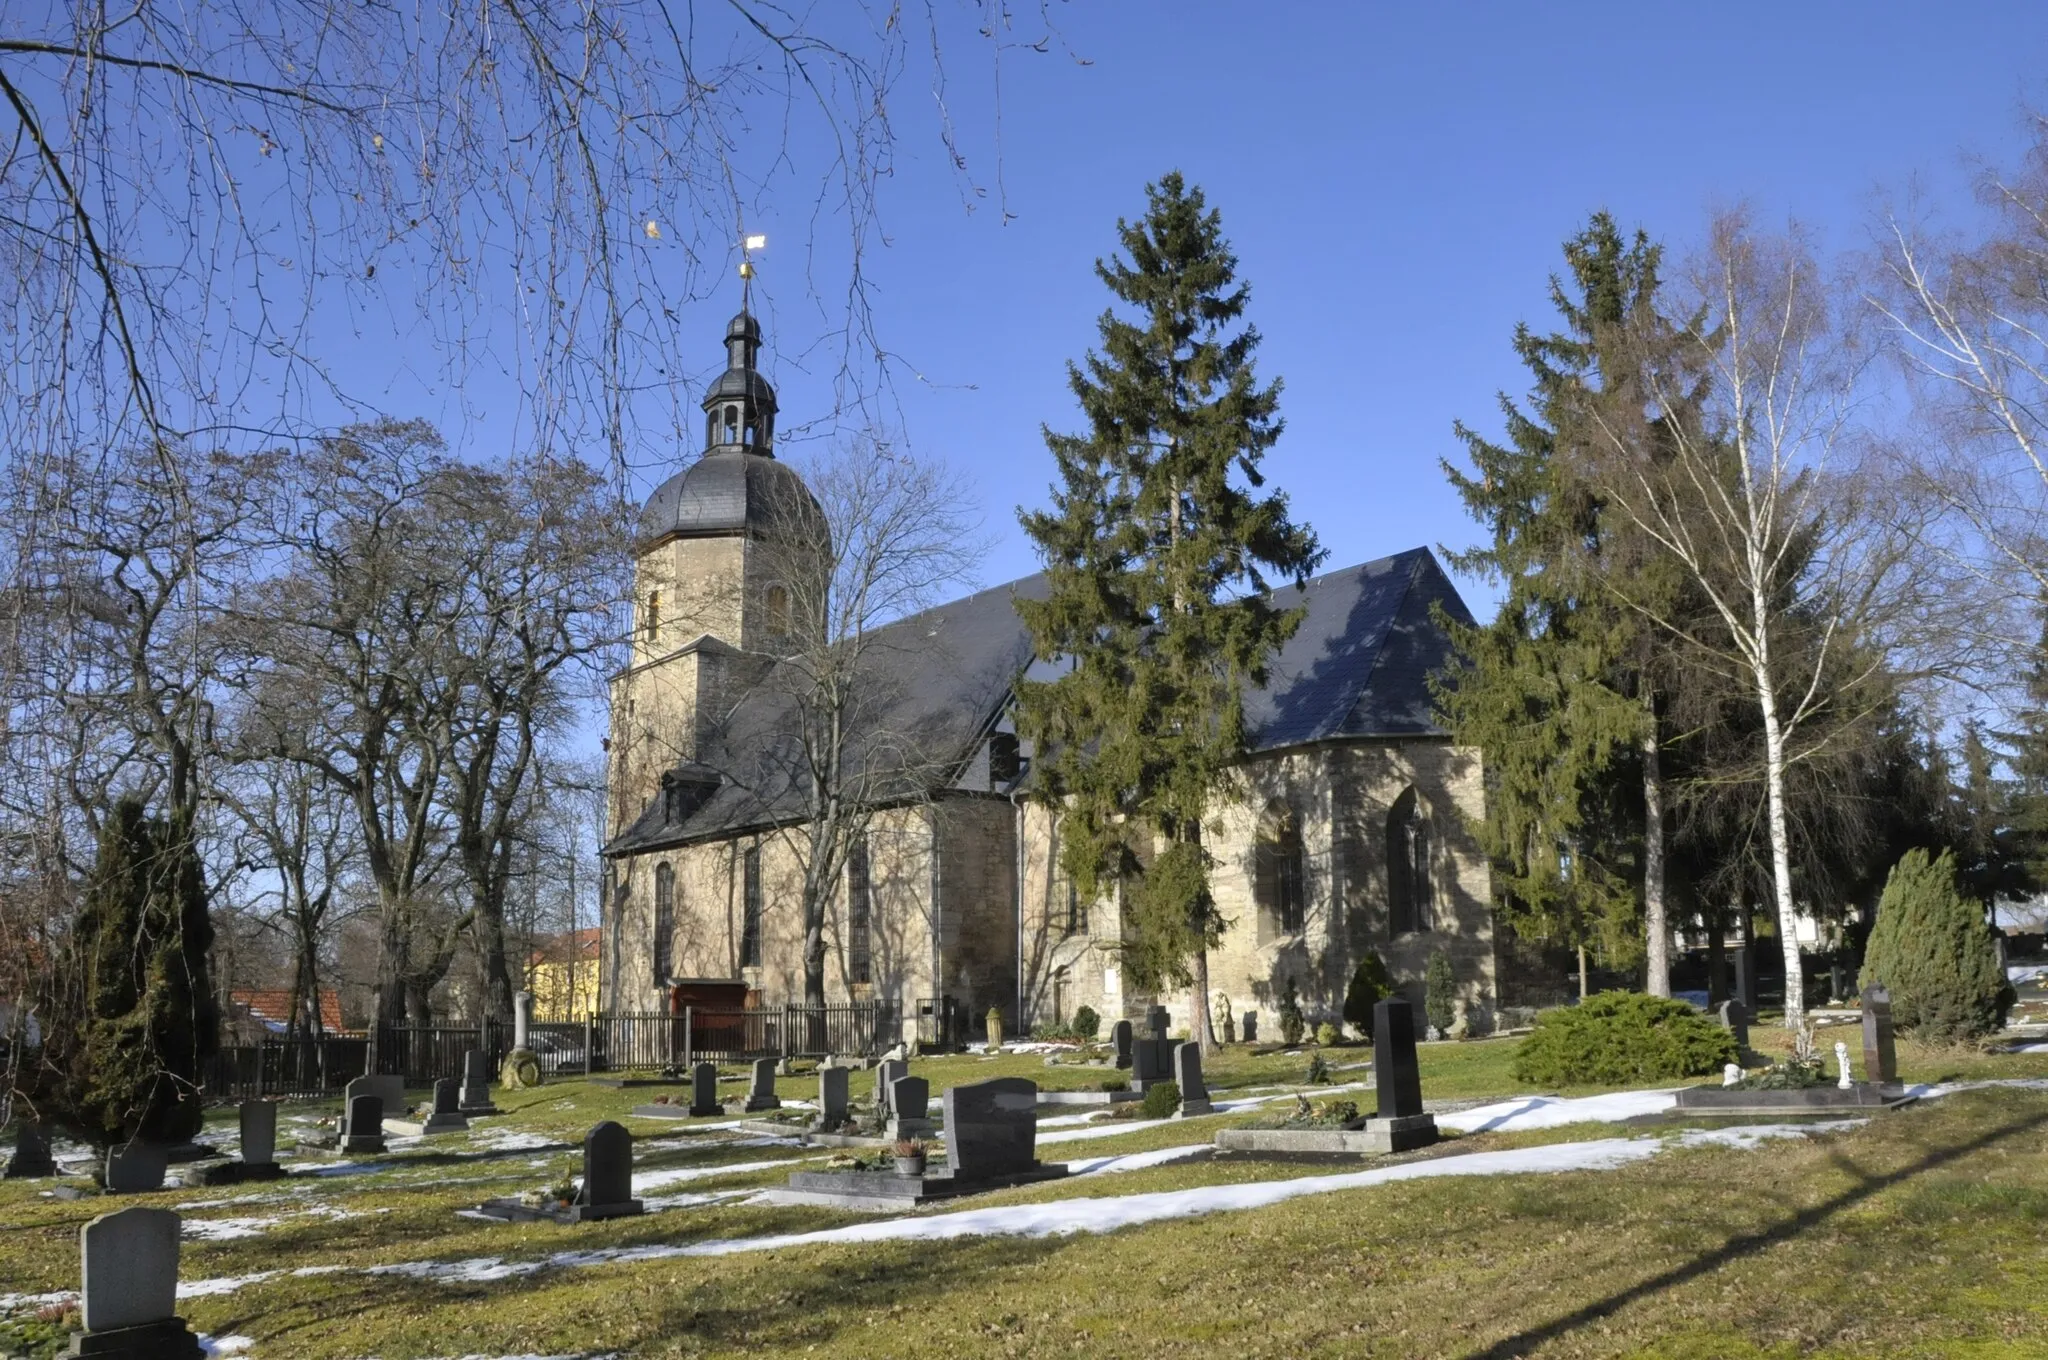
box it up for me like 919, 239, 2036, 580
1722, 1062, 1743, 1088
1834, 1041, 1853, 1090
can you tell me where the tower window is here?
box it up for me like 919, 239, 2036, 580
847, 836, 872, 985
643, 591, 660, 643
765, 583, 792, 637
1254, 803, 1306, 935
740, 845, 763, 968
1388, 786, 1433, 936
653, 862, 675, 984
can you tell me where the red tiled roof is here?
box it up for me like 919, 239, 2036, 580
529, 927, 601, 966
231, 988, 346, 1032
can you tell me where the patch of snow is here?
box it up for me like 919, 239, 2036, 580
1036, 1118, 1175, 1145
2003, 1042, 2048, 1054
964, 1041, 1080, 1055
1436, 1089, 1684, 1134
199, 1336, 255, 1356
630, 1157, 813, 1193
470, 1131, 568, 1154
639, 1188, 757, 1213
2008, 964, 2048, 984
183, 1216, 282, 1242
1065, 1144, 1211, 1176
282, 1160, 395, 1178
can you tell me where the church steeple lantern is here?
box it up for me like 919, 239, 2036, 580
702, 310, 778, 456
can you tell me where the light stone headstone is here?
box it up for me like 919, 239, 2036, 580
103, 1139, 168, 1193
1173, 1041, 1213, 1116
744, 1057, 780, 1112
1861, 984, 1898, 1084
817, 1067, 850, 1128
1108, 1019, 1134, 1070
79, 1206, 182, 1333
4, 1121, 55, 1178
238, 1101, 277, 1167
688, 1061, 722, 1117
941, 1076, 1038, 1180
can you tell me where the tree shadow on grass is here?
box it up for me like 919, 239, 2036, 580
1463, 1105, 2048, 1360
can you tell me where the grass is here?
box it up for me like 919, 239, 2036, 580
7, 1031, 2048, 1358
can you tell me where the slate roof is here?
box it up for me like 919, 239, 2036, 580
638, 450, 822, 544
603, 546, 1470, 856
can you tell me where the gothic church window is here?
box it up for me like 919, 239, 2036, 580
1254, 802, 1306, 935
846, 835, 872, 985
1388, 786, 1434, 936
740, 845, 763, 969
765, 583, 792, 637
643, 591, 660, 643
653, 863, 675, 985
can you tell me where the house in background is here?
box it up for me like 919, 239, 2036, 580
224, 988, 349, 1042
529, 927, 603, 1022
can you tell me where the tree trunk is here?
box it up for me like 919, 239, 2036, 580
1190, 947, 1217, 1056
1641, 714, 1670, 998
1577, 944, 1589, 1001
1755, 676, 1807, 1029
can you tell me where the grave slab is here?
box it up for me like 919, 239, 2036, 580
474, 1120, 644, 1224
1671, 1082, 1915, 1118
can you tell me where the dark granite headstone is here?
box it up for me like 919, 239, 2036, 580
1372, 997, 1424, 1120
817, 1067, 850, 1127
1173, 1042, 1212, 1116
891, 1075, 929, 1120
458, 1048, 499, 1115
1732, 945, 1757, 1015
1107, 1020, 1134, 1070
576, 1121, 642, 1219
239, 1102, 277, 1167
744, 1057, 780, 1112
874, 1058, 909, 1115
5, 1121, 55, 1178
423, 1078, 468, 1134
689, 1061, 722, 1117
1862, 984, 1898, 1084
942, 1077, 1038, 1181
342, 1094, 385, 1155
1145, 1005, 1170, 1039
103, 1140, 169, 1194
1716, 1000, 1749, 1053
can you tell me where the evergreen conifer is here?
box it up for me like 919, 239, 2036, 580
41, 796, 219, 1146
1860, 848, 2006, 1043
1015, 173, 1322, 1053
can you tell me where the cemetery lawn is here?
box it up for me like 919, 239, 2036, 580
8, 1038, 2048, 1357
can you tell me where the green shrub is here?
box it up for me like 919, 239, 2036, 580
1098, 1075, 1128, 1093
1071, 1005, 1100, 1040
1141, 1080, 1181, 1118
1424, 949, 1456, 1035
1314, 1021, 1340, 1047
1304, 1051, 1332, 1085
1278, 976, 1306, 1046
1509, 991, 1738, 1086
1341, 953, 1396, 1039
1860, 848, 2006, 1043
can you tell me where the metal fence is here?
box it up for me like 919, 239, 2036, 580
202, 1035, 369, 1101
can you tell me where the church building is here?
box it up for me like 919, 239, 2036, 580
600, 310, 1513, 1041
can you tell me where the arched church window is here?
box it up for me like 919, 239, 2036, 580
724, 404, 741, 444
740, 845, 763, 969
643, 591, 661, 643
765, 583, 791, 636
1253, 802, 1306, 935
846, 836, 871, 986
1387, 786, 1433, 936
653, 863, 675, 985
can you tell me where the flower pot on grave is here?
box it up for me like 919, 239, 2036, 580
894, 1154, 926, 1177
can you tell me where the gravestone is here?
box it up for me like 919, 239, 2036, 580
1372, 997, 1425, 1120
239, 1101, 277, 1167
1731, 945, 1757, 1015
942, 1077, 1040, 1181
343, 1075, 404, 1133
4, 1121, 55, 1178
1107, 1020, 1134, 1070
1173, 1042, 1213, 1117
886, 1075, 932, 1140
744, 1057, 780, 1112
689, 1061, 723, 1117
342, 1094, 386, 1155
571, 1121, 643, 1221
103, 1140, 168, 1194
1145, 1005, 1170, 1039
72, 1206, 201, 1357
423, 1078, 469, 1135
816, 1067, 850, 1129
1716, 1000, 1749, 1056
1861, 984, 1898, 1084
458, 1048, 499, 1116
874, 1058, 909, 1115
1241, 1011, 1258, 1044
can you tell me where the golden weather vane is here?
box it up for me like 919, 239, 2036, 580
739, 232, 766, 309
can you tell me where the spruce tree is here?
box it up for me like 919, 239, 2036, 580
41, 796, 219, 1146
1016, 173, 1323, 1055
1435, 214, 1693, 991
2005, 611, 2048, 893
1860, 848, 2005, 1042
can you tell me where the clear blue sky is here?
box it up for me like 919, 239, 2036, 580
342, 3, 2048, 609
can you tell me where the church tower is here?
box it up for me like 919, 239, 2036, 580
607, 308, 826, 835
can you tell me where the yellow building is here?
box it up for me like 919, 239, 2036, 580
528, 927, 602, 1022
